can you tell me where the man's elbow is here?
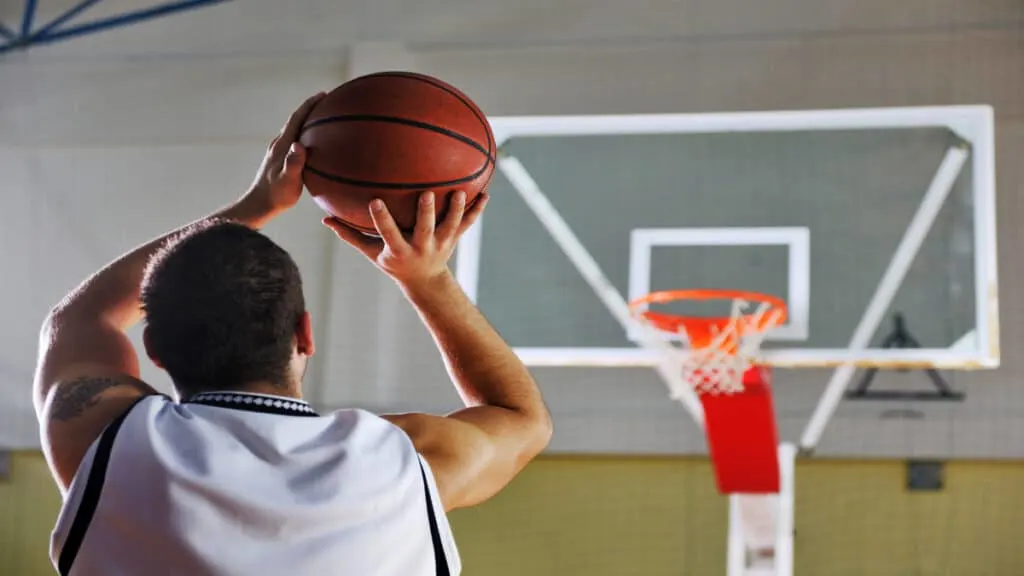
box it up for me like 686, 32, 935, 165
38, 307, 66, 353
524, 408, 554, 457
33, 311, 62, 413
42, 298, 85, 329
38, 305, 83, 354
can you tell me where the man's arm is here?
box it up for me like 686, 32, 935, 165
326, 191, 553, 512
36, 93, 324, 493
383, 272, 552, 511
36, 197, 277, 492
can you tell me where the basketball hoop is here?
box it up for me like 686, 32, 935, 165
629, 289, 787, 395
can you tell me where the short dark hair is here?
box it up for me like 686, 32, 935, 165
141, 219, 306, 397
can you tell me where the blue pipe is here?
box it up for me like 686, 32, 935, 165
20, 0, 37, 36
30, 0, 105, 41
31, 0, 230, 45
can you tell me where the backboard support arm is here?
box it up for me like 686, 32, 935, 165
798, 145, 969, 451
497, 155, 705, 425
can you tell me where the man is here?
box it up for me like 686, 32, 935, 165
34, 93, 552, 576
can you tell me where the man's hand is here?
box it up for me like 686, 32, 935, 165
239, 92, 325, 224
324, 190, 488, 286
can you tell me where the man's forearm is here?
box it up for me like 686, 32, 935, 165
401, 272, 548, 418
50, 195, 277, 330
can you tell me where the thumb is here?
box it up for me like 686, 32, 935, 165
322, 217, 382, 257
281, 142, 307, 178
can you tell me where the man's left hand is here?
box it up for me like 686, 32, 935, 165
239, 92, 326, 223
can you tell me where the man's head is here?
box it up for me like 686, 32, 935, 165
141, 219, 313, 399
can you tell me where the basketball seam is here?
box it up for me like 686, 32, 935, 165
362, 71, 494, 157
305, 161, 492, 190
303, 114, 493, 162
301, 73, 496, 199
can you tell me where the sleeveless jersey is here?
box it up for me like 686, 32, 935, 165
49, 392, 460, 575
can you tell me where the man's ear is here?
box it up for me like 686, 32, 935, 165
296, 311, 315, 357
142, 326, 165, 369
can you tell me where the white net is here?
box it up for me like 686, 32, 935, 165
636, 299, 784, 396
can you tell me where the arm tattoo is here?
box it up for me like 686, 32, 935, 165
50, 376, 125, 421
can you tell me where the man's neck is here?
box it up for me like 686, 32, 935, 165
236, 382, 303, 399
181, 382, 303, 402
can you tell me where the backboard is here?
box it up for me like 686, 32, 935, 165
456, 106, 998, 370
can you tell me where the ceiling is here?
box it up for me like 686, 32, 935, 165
1, 0, 1020, 59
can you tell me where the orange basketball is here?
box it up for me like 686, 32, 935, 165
299, 72, 496, 234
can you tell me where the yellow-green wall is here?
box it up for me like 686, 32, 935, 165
2, 452, 1023, 575
0, 453, 62, 576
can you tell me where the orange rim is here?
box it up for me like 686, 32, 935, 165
629, 289, 788, 350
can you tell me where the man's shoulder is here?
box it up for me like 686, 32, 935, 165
324, 408, 420, 452
325, 407, 408, 434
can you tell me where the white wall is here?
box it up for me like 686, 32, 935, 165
1, 1, 1022, 456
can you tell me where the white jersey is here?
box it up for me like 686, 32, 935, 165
50, 392, 460, 576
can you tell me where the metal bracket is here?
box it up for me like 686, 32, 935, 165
906, 460, 945, 491
1, 0, 229, 56
846, 314, 965, 401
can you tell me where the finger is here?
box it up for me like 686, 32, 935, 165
457, 193, 489, 236
436, 190, 467, 241
281, 142, 307, 178
412, 191, 436, 246
322, 217, 382, 257
270, 92, 326, 159
368, 199, 410, 253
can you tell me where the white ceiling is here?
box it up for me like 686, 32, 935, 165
2, 0, 1021, 59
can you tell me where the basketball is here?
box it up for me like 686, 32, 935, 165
299, 72, 496, 234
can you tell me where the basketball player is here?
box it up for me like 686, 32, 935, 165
34, 93, 552, 575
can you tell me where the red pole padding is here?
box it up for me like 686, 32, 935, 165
699, 366, 781, 494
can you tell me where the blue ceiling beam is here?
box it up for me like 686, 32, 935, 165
0, 0, 229, 56
31, 0, 105, 41
20, 0, 38, 36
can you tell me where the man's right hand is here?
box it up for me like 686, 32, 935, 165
323, 190, 487, 287
323, 187, 552, 513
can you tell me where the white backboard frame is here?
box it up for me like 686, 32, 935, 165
628, 227, 810, 343
456, 105, 999, 370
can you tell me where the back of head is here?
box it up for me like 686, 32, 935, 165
141, 220, 305, 398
